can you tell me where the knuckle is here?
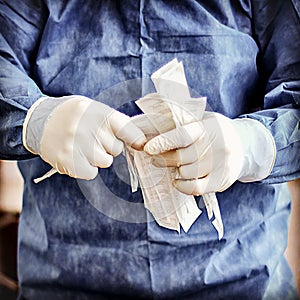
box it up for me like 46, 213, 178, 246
56, 144, 72, 163
177, 145, 198, 165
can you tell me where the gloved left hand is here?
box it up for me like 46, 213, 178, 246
143, 111, 276, 195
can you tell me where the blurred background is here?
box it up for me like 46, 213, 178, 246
0, 160, 299, 300
0, 161, 22, 300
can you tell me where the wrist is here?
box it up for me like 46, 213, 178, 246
232, 118, 276, 182
22, 95, 84, 155
22, 96, 49, 154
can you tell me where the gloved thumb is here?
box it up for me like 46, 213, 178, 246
144, 122, 203, 155
108, 110, 147, 150
173, 176, 212, 195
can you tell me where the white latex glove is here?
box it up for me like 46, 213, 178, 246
23, 95, 146, 180
144, 111, 276, 195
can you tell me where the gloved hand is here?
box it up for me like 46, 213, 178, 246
143, 111, 276, 195
22, 95, 147, 180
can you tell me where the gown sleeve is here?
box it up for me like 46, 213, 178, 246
243, 0, 300, 183
0, 0, 48, 160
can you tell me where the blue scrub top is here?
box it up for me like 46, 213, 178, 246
0, 1, 300, 299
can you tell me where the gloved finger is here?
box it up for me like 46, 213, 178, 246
96, 127, 124, 157
144, 122, 204, 155
178, 158, 212, 179
75, 164, 99, 180
88, 145, 114, 168
173, 176, 214, 195
151, 132, 213, 167
151, 150, 180, 167
151, 144, 199, 167
108, 110, 147, 150
54, 156, 99, 180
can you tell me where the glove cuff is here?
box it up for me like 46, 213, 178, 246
233, 118, 276, 182
22, 96, 70, 155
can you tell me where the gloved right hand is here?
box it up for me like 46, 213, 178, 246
22, 95, 147, 180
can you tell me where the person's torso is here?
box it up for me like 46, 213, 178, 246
18, 1, 292, 299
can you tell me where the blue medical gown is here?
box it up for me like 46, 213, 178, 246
1, 0, 300, 299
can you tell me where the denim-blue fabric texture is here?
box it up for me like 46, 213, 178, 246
0, 0, 300, 299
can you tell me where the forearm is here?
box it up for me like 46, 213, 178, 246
0, 59, 44, 160
0, 0, 48, 159
0, 98, 39, 160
